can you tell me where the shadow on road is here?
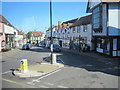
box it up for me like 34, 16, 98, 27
21, 46, 120, 76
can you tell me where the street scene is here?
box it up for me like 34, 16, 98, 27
0, 0, 120, 89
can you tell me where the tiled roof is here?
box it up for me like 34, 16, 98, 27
0, 14, 12, 26
31, 31, 44, 37
63, 18, 78, 24
70, 14, 92, 27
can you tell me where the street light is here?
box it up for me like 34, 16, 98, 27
50, 0, 53, 64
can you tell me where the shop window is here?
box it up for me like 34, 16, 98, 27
100, 39, 107, 50
2, 40, 5, 47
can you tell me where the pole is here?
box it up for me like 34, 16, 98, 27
50, 0, 53, 64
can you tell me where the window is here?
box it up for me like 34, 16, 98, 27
73, 27, 76, 33
92, 5, 102, 32
67, 32, 70, 38
118, 38, 120, 50
83, 25, 87, 32
77, 26, 80, 33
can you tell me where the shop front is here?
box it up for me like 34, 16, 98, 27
62, 39, 70, 48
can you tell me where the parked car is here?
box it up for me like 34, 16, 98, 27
53, 44, 61, 52
38, 43, 45, 47
46, 44, 51, 48
22, 43, 31, 50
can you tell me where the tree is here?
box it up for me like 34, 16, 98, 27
26, 32, 32, 39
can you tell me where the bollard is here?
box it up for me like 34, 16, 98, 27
52, 54, 56, 64
20, 59, 28, 73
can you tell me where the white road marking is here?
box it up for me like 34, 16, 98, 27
0, 71, 11, 75
58, 57, 64, 64
39, 85, 49, 88
44, 82, 54, 86
26, 82, 36, 85
32, 79, 40, 83
35, 69, 61, 81
57, 85, 68, 88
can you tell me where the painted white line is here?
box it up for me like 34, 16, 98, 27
57, 85, 68, 88
32, 79, 40, 83
39, 85, 49, 88
58, 57, 64, 64
26, 82, 35, 85
37, 69, 61, 81
44, 82, 54, 86
0, 71, 11, 75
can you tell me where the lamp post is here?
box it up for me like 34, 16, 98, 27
50, 0, 53, 64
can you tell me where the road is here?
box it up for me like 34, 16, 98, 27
1, 46, 120, 88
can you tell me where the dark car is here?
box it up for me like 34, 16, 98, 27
22, 43, 31, 50
53, 44, 61, 52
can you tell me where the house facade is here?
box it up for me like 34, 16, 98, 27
87, 0, 120, 57
31, 31, 45, 45
70, 15, 94, 51
0, 15, 17, 51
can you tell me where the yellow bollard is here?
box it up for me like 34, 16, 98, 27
20, 59, 28, 73
52, 54, 56, 64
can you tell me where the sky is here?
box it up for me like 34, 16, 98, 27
2, 1, 91, 34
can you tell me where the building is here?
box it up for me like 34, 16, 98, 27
86, 0, 120, 57
0, 14, 16, 51
17, 30, 24, 47
31, 31, 45, 45
70, 14, 94, 51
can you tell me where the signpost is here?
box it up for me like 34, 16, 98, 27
50, 0, 53, 64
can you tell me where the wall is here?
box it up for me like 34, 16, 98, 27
108, 3, 120, 36
4, 24, 14, 34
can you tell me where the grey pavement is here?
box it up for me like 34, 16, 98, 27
1, 46, 120, 88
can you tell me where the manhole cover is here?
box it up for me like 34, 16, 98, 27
37, 71, 44, 73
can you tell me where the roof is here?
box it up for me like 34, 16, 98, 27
63, 18, 78, 24
102, 0, 120, 2
70, 14, 92, 27
31, 31, 44, 37
0, 14, 12, 26
86, 0, 120, 13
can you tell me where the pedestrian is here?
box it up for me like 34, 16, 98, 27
81, 43, 83, 52
83, 43, 85, 52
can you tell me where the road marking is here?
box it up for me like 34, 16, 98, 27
0, 71, 11, 75
58, 57, 64, 64
2, 78, 35, 88
32, 79, 40, 83
39, 85, 49, 88
57, 85, 68, 88
26, 82, 36, 85
44, 82, 54, 86
35, 69, 61, 81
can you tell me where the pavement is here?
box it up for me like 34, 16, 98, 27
14, 62, 64, 78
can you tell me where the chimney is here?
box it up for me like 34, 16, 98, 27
58, 21, 61, 26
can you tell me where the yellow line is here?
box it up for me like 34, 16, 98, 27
2, 78, 35, 88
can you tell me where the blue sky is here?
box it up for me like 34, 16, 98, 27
2, 2, 90, 34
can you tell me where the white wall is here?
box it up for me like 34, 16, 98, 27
108, 3, 120, 36
70, 24, 93, 50
3, 24, 14, 34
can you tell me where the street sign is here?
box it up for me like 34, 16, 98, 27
20, 59, 28, 73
